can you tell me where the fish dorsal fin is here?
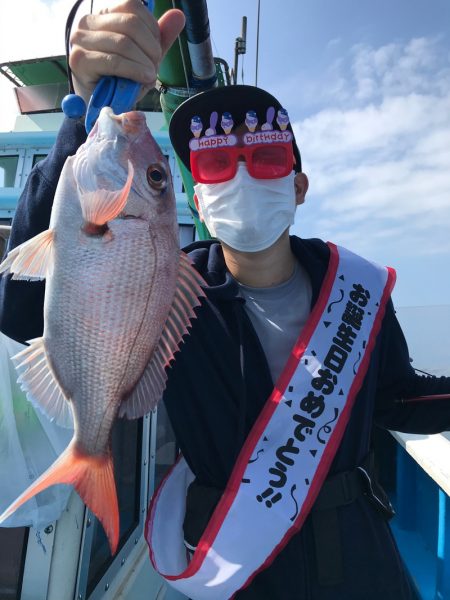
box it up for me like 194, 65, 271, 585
0, 229, 54, 280
79, 161, 134, 226
119, 252, 206, 418
13, 337, 73, 428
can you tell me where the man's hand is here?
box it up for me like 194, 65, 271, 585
69, 0, 185, 104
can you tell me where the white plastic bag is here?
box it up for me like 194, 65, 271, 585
0, 333, 73, 528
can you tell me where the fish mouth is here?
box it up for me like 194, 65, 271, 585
93, 108, 146, 142
109, 110, 146, 135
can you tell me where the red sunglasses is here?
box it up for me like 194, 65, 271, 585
190, 142, 294, 184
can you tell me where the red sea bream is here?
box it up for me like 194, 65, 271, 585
0, 108, 205, 553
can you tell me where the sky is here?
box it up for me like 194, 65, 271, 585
0, 0, 450, 308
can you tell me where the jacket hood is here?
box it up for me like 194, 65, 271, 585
183, 239, 241, 301
182, 235, 330, 306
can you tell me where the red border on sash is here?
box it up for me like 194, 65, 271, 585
146, 243, 339, 580
146, 243, 396, 591
236, 252, 396, 595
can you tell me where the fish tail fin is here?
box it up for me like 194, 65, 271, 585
0, 442, 119, 554
79, 160, 134, 226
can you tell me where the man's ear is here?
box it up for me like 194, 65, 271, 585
294, 173, 309, 206
193, 193, 204, 222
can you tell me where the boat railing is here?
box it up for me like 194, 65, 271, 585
383, 305, 450, 600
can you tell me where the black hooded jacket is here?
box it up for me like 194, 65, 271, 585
1, 117, 450, 599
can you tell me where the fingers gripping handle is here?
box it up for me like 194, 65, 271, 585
62, 1, 154, 131
85, 0, 154, 132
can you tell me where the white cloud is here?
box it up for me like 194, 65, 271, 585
291, 36, 450, 266
326, 38, 342, 51
298, 93, 449, 164
351, 37, 450, 100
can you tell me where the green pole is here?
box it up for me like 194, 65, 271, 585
154, 0, 192, 88
160, 91, 211, 239
155, 0, 212, 240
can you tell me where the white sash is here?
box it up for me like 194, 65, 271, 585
145, 243, 396, 599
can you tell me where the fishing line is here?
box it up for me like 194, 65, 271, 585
172, 0, 191, 95
413, 366, 435, 377
255, 0, 261, 86
64, 0, 87, 93
210, 34, 220, 60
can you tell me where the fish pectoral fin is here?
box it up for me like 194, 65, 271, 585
13, 337, 74, 428
79, 160, 134, 226
0, 442, 120, 555
119, 252, 206, 418
0, 229, 54, 281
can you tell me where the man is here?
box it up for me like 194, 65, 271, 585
1, 1, 450, 598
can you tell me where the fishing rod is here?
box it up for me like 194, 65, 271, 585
397, 393, 450, 404
61, 0, 216, 239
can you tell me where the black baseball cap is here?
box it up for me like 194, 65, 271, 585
169, 84, 302, 174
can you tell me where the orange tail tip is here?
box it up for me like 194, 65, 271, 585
0, 442, 119, 554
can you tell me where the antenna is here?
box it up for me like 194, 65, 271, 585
255, 0, 261, 86
232, 16, 247, 85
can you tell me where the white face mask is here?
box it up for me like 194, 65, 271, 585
194, 165, 296, 252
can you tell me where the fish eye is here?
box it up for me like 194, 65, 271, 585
147, 163, 168, 191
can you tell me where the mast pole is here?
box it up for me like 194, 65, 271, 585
233, 16, 247, 84
255, 0, 260, 86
